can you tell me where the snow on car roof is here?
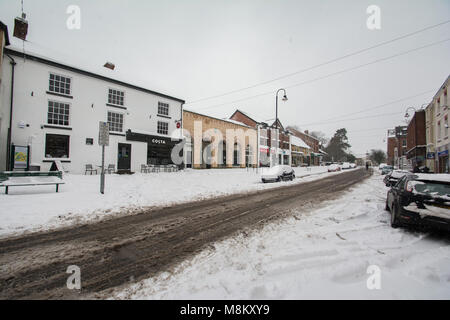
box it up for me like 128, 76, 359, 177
390, 170, 410, 178
412, 173, 450, 183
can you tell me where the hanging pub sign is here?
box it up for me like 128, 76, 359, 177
13, 14, 28, 41
11, 144, 30, 170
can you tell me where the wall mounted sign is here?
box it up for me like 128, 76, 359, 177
438, 150, 449, 157
12, 145, 29, 170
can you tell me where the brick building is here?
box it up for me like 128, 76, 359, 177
286, 127, 320, 165
406, 110, 426, 168
230, 109, 273, 166
386, 126, 408, 168
290, 135, 311, 166
272, 119, 290, 165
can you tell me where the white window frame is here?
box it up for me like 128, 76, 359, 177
47, 100, 71, 127
107, 87, 125, 107
48, 72, 72, 96
158, 102, 170, 116
107, 110, 125, 133
157, 120, 169, 135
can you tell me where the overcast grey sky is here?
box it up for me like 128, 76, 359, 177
1, 0, 449, 156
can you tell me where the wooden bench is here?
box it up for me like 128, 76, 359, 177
0, 171, 64, 194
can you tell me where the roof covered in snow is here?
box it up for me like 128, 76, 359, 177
5, 47, 185, 103
290, 135, 310, 149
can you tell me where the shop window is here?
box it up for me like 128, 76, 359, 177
49, 73, 71, 95
45, 134, 70, 158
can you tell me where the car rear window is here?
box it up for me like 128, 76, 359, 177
413, 180, 450, 197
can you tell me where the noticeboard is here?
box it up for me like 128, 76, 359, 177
13, 145, 29, 170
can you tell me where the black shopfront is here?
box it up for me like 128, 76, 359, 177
126, 130, 183, 166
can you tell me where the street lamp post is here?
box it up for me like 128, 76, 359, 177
274, 88, 288, 166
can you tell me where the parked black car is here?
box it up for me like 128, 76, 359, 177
385, 173, 450, 231
383, 170, 410, 187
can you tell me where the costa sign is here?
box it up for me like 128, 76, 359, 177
152, 138, 166, 145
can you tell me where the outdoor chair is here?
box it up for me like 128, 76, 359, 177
85, 164, 97, 175
106, 164, 115, 174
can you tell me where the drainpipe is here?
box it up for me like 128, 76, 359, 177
5, 54, 16, 171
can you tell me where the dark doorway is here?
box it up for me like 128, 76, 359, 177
118, 143, 131, 170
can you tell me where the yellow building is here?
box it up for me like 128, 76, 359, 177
183, 110, 257, 169
425, 101, 436, 172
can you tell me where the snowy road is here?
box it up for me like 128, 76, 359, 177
113, 171, 450, 300
0, 168, 369, 299
0, 166, 329, 237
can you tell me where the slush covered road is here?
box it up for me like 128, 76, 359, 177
0, 168, 370, 299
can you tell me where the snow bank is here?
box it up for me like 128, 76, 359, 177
113, 173, 450, 300
0, 167, 332, 237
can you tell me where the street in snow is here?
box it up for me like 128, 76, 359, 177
113, 172, 450, 300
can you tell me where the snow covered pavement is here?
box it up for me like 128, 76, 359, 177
0, 166, 330, 237
113, 172, 450, 300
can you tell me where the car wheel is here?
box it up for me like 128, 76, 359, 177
291, 174, 295, 181
276, 176, 281, 182
391, 203, 400, 228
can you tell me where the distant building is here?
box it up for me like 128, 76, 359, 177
230, 109, 274, 166
386, 126, 408, 168
183, 110, 257, 169
286, 127, 321, 165
271, 119, 291, 165
290, 134, 311, 166
406, 110, 426, 168
432, 76, 449, 173
425, 101, 436, 172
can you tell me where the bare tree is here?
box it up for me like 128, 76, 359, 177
310, 131, 328, 147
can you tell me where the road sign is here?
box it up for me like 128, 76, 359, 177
98, 122, 109, 194
99, 121, 109, 146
